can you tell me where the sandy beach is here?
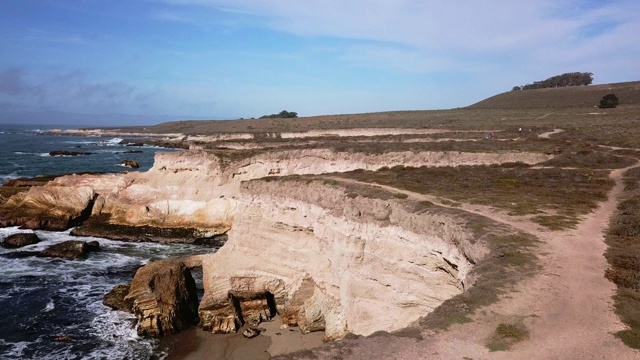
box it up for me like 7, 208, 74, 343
162, 316, 325, 360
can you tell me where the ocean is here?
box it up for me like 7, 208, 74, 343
0, 124, 212, 359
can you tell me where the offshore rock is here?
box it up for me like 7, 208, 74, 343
1, 233, 41, 248
121, 160, 139, 168
49, 150, 93, 156
125, 259, 199, 337
38, 240, 100, 260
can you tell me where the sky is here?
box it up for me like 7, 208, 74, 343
1, 0, 639, 125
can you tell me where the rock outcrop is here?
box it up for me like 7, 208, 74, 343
198, 179, 484, 339
103, 284, 132, 312
0, 148, 550, 237
49, 150, 93, 156
0, 184, 97, 230
121, 160, 140, 168
1, 233, 41, 248
38, 240, 100, 260
125, 259, 199, 337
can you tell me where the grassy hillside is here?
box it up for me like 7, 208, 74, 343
468, 81, 640, 109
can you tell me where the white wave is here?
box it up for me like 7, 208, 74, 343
42, 299, 55, 312
105, 138, 124, 146
0, 340, 30, 359
0, 172, 19, 181
38, 153, 50, 157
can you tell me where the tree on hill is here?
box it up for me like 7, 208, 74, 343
512, 72, 593, 91
260, 110, 298, 119
599, 93, 619, 108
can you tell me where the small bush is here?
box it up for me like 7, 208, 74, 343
599, 93, 619, 108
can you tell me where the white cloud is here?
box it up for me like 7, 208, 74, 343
156, 0, 640, 81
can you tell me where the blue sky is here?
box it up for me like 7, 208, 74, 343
1, 0, 639, 125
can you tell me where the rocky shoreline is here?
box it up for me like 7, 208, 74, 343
0, 137, 554, 357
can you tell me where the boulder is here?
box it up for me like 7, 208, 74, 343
242, 327, 261, 338
49, 150, 93, 156
103, 284, 133, 312
121, 160, 139, 169
37, 240, 100, 260
2, 233, 41, 248
125, 259, 199, 337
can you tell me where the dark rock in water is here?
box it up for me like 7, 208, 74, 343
37, 240, 100, 260
125, 259, 199, 337
52, 336, 74, 342
49, 150, 93, 156
2, 233, 41, 248
242, 327, 261, 338
125, 150, 143, 154
71, 214, 227, 245
86, 240, 100, 251
1, 250, 40, 259
103, 284, 133, 312
121, 160, 139, 168
126, 143, 144, 147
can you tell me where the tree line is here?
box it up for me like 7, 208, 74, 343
512, 72, 593, 91
260, 110, 298, 119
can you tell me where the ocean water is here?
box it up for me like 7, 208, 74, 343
0, 124, 212, 359
0, 124, 168, 183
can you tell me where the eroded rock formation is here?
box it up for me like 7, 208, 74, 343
198, 179, 485, 339
125, 258, 199, 337
0, 148, 549, 237
0, 143, 550, 340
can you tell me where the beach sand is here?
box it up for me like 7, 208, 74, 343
162, 316, 325, 359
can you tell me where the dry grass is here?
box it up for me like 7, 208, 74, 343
336, 164, 613, 230
604, 167, 640, 348
486, 321, 530, 352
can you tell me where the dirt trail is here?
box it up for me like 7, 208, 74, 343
322, 163, 640, 359
539, 128, 564, 138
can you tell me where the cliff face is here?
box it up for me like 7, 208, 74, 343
198, 179, 485, 339
0, 149, 550, 236
0, 146, 547, 338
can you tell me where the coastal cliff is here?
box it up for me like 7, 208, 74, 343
0, 146, 550, 340
199, 179, 485, 339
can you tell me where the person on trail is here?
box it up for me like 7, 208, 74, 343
490, 132, 495, 140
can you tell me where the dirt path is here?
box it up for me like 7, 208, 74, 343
321, 163, 640, 359
539, 128, 564, 138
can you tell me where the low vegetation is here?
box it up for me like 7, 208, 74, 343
486, 321, 530, 351
600, 93, 620, 109
336, 164, 613, 230
604, 165, 640, 348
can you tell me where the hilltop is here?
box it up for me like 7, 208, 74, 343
469, 81, 640, 109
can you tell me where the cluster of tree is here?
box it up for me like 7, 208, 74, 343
259, 110, 298, 119
512, 72, 593, 91
599, 94, 619, 108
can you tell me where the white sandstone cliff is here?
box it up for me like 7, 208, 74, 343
198, 179, 487, 339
